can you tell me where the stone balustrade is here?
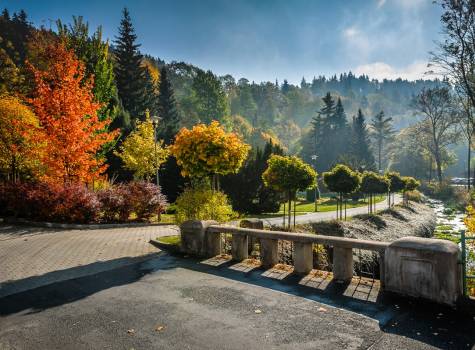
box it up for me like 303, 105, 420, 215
180, 220, 463, 306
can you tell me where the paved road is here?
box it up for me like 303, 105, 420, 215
0, 224, 178, 298
255, 194, 402, 226
1, 254, 474, 350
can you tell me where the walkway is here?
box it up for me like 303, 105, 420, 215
256, 194, 402, 226
0, 224, 177, 298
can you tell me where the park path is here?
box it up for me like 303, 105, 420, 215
253, 194, 403, 227
0, 195, 401, 298
0, 224, 177, 298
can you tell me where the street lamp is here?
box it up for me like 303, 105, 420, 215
311, 154, 319, 212
151, 115, 162, 187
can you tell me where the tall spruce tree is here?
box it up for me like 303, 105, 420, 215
370, 111, 394, 172
351, 109, 375, 170
191, 69, 228, 124
157, 67, 180, 145
114, 7, 147, 123
157, 66, 183, 202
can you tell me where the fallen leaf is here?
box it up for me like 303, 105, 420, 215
127, 329, 135, 335
155, 325, 165, 332
254, 309, 262, 314
318, 307, 327, 312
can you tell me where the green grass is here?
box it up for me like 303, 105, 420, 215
157, 235, 181, 245
276, 195, 386, 214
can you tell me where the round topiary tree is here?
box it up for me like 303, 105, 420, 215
402, 176, 420, 206
386, 171, 405, 207
170, 120, 250, 190
322, 164, 360, 220
262, 155, 316, 229
360, 171, 389, 214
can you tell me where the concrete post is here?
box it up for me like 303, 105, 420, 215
206, 231, 222, 257
180, 220, 218, 257
293, 242, 313, 274
378, 251, 385, 290
240, 219, 264, 253
333, 247, 353, 282
261, 238, 278, 269
231, 234, 248, 261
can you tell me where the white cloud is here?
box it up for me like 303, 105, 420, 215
353, 60, 432, 80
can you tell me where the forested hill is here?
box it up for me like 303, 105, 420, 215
0, 8, 441, 175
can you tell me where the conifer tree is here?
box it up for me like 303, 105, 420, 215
157, 67, 180, 145
114, 7, 147, 122
370, 111, 394, 172
351, 109, 375, 170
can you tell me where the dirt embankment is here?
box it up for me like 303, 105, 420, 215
305, 202, 436, 242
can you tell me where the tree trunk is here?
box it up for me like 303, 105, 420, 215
288, 191, 292, 230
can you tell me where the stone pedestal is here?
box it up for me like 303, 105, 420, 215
333, 247, 353, 282
180, 220, 218, 257
232, 234, 248, 261
293, 242, 313, 275
261, 238, 278, 268
240, 219, 264, 253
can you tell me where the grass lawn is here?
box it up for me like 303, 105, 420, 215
157, 235, 181, 245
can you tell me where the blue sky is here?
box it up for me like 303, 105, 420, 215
1, 0, 443, 83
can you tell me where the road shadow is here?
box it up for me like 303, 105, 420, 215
2, 252, 475, 349
0, 253, 163, 314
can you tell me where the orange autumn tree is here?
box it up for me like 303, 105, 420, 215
28, 42, 117, 183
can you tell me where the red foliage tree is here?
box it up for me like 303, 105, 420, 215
28, 42, 117, 183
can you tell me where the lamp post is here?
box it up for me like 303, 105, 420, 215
311, 154, 319, 212
151, 115, 162, 187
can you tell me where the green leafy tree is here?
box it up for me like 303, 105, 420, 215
322, 164, 360, 220
386, 171, 405, 206
402, 176, 420, 206
115, 115, 169, 180
360, 171, 389, 214
262, 155, 316, 229
370, 111, 394, 172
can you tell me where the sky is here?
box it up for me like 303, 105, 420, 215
1, 0, 444, 84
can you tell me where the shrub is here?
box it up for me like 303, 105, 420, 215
97, 184, 132, 222
51, 183, 101, 223
175, 188, 236, 224
0, 181, 100, 223
125, 181, 168, 221
405, 190, 423, 203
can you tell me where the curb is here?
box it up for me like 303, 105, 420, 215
149, 238, 182, 253
2, 217, 176, 230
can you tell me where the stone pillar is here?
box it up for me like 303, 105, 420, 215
293, 242, 313, 275
180, 220, 218, 257
231, 234, 248, 261
206, 231, 222, 257
333, 247, 353, 282
261, 238, 278, 269
240, 219, 264, 253
378, 251, 385, 290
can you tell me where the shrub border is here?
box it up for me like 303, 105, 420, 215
1, 217, 175, 230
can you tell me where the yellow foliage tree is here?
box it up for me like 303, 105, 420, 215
115, 115, 169, 180
170, 120, 250, 185
0, 95, 44, 181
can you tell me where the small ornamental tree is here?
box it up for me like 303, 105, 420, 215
170, 120, 250, 189
360, 171, 389, 214
386, 171, 405, 207
323, 164, 360, 220
115, 115, 169, 180
402, 176, 420, 206
28, 42, 117, 183
263, 155, 316, 229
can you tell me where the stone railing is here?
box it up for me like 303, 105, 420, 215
180, 220, 462, 306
